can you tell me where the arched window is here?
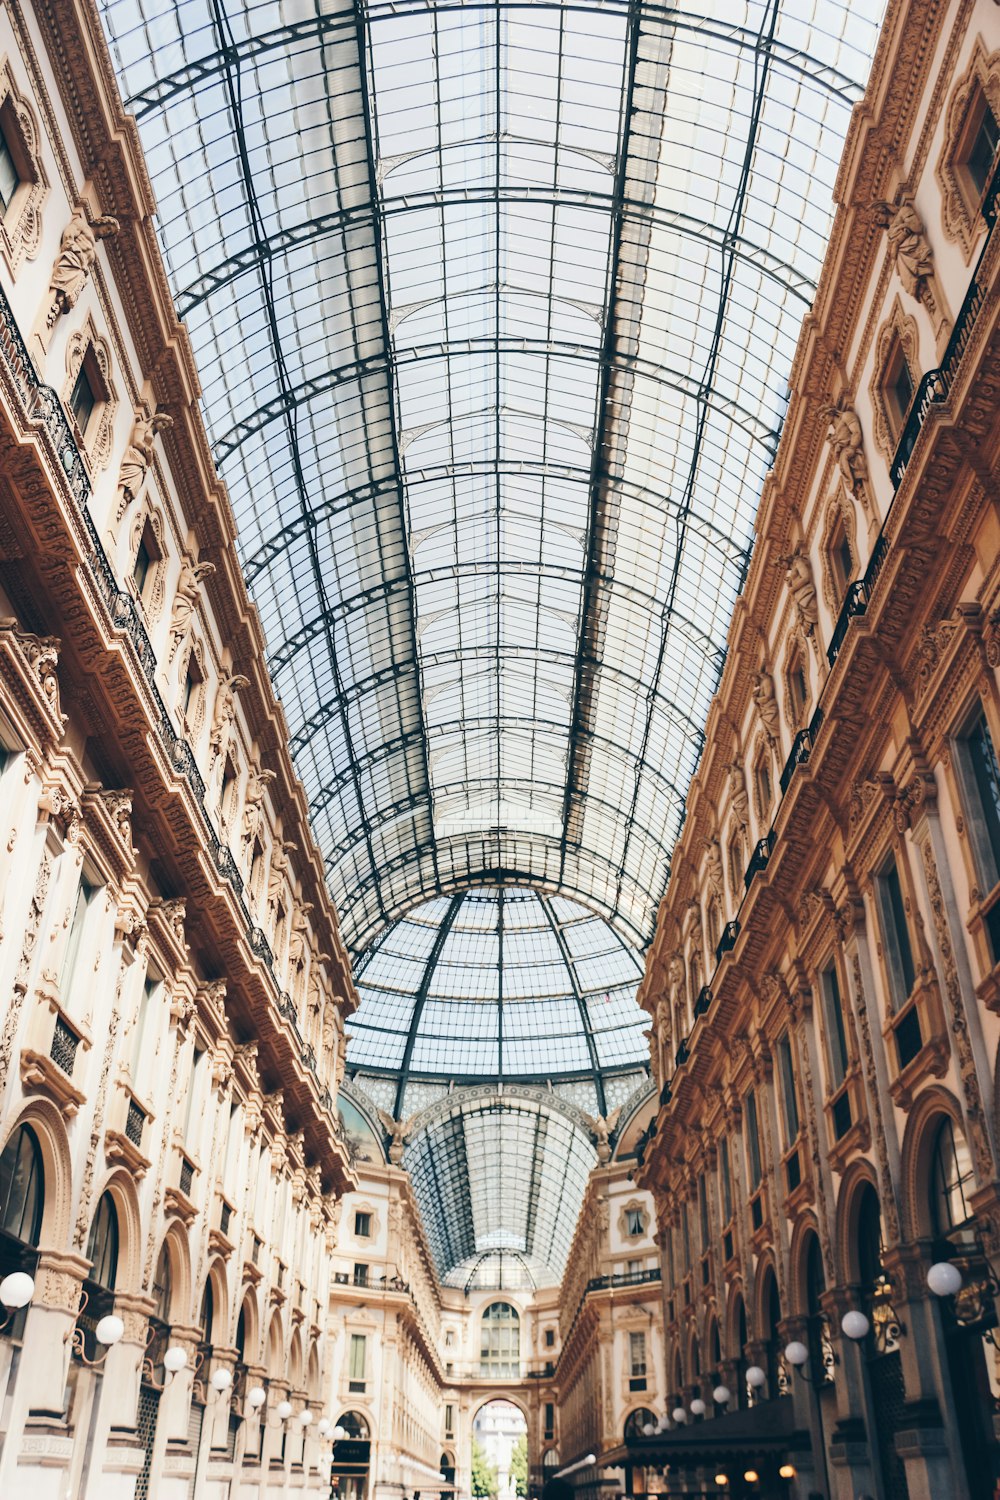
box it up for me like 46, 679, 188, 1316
624, 1407, 657, 1439
479, 1302, 520, 1378
199, 1278, 214, 1349
931, 1117, 976, 1244
339, 1410, 370, 1439
0, 1123, 43, 1248
152, 1242, 172, 1323
86, 1192, 119, 1290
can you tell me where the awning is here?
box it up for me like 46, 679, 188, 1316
599, 1400, 810, 1468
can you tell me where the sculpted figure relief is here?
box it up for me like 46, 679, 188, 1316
168, 559, 215, 660
243, 764, 276, 845
116, 411, 173, 522
753, 670, 781, 741
784, 546, 818, 633
267, 839, 296, 912
822, 401, 868, 494
872, 198, 935, 302
46, 207, 119, 328
210, 668, 249, 758
727, 761, 750, 827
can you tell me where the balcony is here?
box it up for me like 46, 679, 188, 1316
889, 155, 1000, 491
744, 830, 775, 889
714, 923, 738, 963
826, 534, 888, 669
778, 707, 824, 796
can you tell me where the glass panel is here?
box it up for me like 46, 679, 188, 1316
822, 966, 850, 1088
94, 0, 885, 958
876, 856, 916, 1010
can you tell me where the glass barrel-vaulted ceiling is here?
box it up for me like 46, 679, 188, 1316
96, 0, 886, 959
348, 886, 647, 1116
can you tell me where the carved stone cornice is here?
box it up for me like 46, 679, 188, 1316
0, 618, 65, 749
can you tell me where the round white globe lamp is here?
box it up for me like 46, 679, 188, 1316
210, 1367, 233, 1392
927, 1261, 963, 1298
689, 1398, 707, 1417
95, 1314, 125, 1347
784, 1341, 809, 1368
745, 1364, 766, 1389
712, 1385, 731, 1406
163, 1346, 188, 1373
840, 1310, 871, 1342
277, 1400, 293, 1421
0, 1272, 35, 1309
248, 1386, 267, 1409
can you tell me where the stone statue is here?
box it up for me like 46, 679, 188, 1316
210, 668, 249, 759
587, 1107, 621, 1164
784, 546, 819, 634
871, 198, 935, 302
168, 559, 215, 660
821, 401, 868, 494
243, 764, 276, 845
267, 839, 296, 912
377, 1109, 407, 1165
753, 670, 781, 741
728, 761, 750, 828
704, 837, 724, 903
46, 207, 119, 328
287, 903, 313, 968
116, 411, 173, 522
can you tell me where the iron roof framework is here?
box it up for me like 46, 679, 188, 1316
97, 0, 885, 961
401, 1091, 598, 1286
349, 886, 648, 1117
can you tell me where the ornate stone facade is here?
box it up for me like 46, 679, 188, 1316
634, 1, 1000, 1496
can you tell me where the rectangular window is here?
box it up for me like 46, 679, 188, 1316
445, 1404, 454, 1436
349, 1333, 366, 1384
720, 1137, 732, 1223
544, 1402, 554, 1438
70, 361, 97, 435
876, 854, 916, 1009
629, 1331, 647, 1378
133, 531, 153, 595
956, 708, 1000, 892
353, 1264, 369, 1286
681, 1201, 691, 1273
444, 1330, 455, 1348
184, 1046, 205, 1140
968, 99, 1000, 197
131, 974, 158, 1081
62, 876, 96, 995
0, 121, 20, 214
354, 1211, 371, 1238
698, 1174, 709, 1251
625, 1208, 644, 1236
544, 1328, 555, 1347
821, 966, 850, 1089
777, 1033, 799, 1145
745, 1090, 762, 1192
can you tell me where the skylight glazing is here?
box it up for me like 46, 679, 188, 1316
96, 0, 885, 959
349, 886, 647, 1115
402, 1093, 598, 1286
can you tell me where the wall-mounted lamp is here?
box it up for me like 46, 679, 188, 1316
778, 1465, 796, 1480
927, 1253, 1000, 1345
745, 1364, 766, 1390
64, 1289, 124, 1366
670, 1405, 687, 1425
140, 1332, 190, 1390
689, 1398, 706, 1417
299, 1408, 313, 1428
247, 1385, 268, 1411
712, 1384, 731, 1406
840, 1310, 870, 1342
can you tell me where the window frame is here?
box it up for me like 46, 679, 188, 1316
874, 852, 917, 1012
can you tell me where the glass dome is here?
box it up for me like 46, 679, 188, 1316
347, 886, 648, 1112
